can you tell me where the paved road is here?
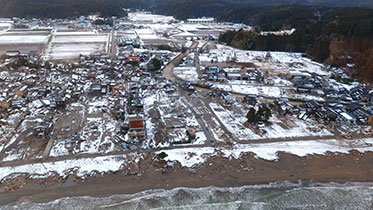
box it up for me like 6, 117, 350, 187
110, 29, 116, 59
194, 50, 202, 77
163, 41, 199, 82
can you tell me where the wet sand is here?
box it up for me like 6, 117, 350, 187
1, 150, 373, 205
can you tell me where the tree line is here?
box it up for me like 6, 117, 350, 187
0, 0, 134, 18
218, 6, 373, 82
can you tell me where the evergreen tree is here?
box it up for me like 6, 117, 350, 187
246, 108, 257, 123
149, 58, 162, 71
259, 104, 272, 122
246, 104, 272, 124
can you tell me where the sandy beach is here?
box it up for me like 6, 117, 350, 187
1, 150, 373, 205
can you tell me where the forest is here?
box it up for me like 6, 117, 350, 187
0, 0, 139, 18
153, 0, 373, 20
218, 6, 373, 82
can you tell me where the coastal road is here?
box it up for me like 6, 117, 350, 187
1, 133, 371, 169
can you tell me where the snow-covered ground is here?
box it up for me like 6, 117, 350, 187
217, 82, 283, 98
0, 25, 10, 32
49, 98, 119, 157
200, 45, 329, 76
210, 103, 257, 141
48, 43, 106, 59
0, 153, 143, 181
0, 112, 21, 154
174, 67, 198, 82
272, 77, 293, 86
142, 89, 207, 148
209, 103, 332, 141
50, 141, 69, 157
54, 31, 97, 36
135, 29, 159, 40
124, 14, 242, 45
173, 67, 292, 99
45, 30, 109, 60
139, 23, 177, 35
128, 12, 175, 24
160, 147, 215, 168
2, 136, 372, 180
159, 138, 373, 168
53, 35, 108, 43
0, 35, 48, 44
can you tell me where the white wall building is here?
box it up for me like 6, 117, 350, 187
187, 18, 215, 24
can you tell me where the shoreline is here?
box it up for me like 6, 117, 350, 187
1, 150, 373, 205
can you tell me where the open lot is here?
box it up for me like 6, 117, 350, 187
200, 44, 329, 76
0, 44, 45, 55
210, 102, 333, 141
143, 87, 208, 148
0, 29, 50, 55
45, 30, 110, 60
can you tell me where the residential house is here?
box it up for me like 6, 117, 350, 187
221, 91, 234, 104
338, 112, 356, 124
5, 51, 20, 58
243, 94, 257, 105
128, 116, 145, 141
203, 66, 219, 75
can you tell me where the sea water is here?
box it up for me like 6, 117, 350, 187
2, 182, 373, 210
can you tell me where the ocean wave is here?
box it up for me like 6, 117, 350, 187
2, 182, 373, 210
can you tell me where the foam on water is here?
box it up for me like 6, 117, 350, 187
2, 182, 373, 210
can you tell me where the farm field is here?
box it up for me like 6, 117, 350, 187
0, 29, 50, 56
44, 30, 110, 60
